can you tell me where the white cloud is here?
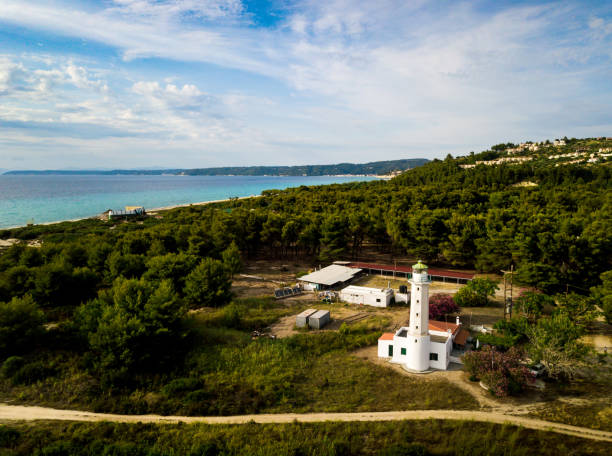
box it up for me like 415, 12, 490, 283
0, 1, 611, 168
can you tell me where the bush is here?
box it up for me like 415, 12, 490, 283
162, 377, 202, 396
461, 346, 533, 397
429, 294, 459, 320
10, 361, 56, 385
453, 278, 499, 307
184, 258, 232, 308
1, 356, 25, 378
0, 295, 45, 357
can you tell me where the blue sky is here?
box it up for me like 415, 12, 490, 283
0, 0, 611, 169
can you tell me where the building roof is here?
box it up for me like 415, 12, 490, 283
379, 332, 394, 341
296, 309, 318, 318
344, 262, 474, 280
341, 285, 393, 295
310, 309, 330, 319
430, 334, 450, 343
429, 321, 460, 335
454, 328, 470, 346
299, 265, 362, 286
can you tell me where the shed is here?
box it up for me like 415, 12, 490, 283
296, 309, 318, 328
308, 310, 330, 329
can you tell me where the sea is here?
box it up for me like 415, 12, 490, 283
0, 174, 377, 230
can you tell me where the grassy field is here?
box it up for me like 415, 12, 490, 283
528, 374, 612, 432
0, 298, 478, 415
0, 419, 609, 455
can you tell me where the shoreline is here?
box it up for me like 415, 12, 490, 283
0, 195, 261, 232
0, 175, 378, 231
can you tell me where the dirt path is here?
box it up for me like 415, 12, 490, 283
0, 404, 610, 442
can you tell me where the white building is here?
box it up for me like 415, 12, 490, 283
377, 261, 469, 371
339, 285, 393, 307
298, 264, 362, 291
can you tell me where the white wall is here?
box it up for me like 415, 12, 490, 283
429, 339, 452, 370
340, 289, 392, 307
378, 340, 393, 358
395, 292, 409, 304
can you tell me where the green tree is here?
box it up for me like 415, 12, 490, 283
514, 292, 554, 320
0, 295, 45, 357
554, 293, 599, 328
77, 278, 186, 384
453, 278, 499, 307
184, 258, 232, 308
222, 241, 242, 279
526, 312, 588, 379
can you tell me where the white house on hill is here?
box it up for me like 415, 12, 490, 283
377, 261, 469, 371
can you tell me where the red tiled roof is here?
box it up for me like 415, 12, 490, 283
454, 328, 470, 346
429, 321, 460, 335
378, 332, 394, 341
346, 262, 474, 280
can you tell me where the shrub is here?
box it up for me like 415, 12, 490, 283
162, 377, 202, 396
10, 361, 56, 385
429, 294, 459, 320
461, 346, 533, 397
184, 258, 232, 308
1, 356, 25, 378
453, 278, 499, 307
0, 295, 45, 357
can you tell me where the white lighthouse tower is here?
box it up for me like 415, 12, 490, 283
406, 260, 431, 371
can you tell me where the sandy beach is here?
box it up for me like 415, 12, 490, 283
1, 195, 262, 231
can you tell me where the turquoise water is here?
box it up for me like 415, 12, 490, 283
0, 175, 376, 229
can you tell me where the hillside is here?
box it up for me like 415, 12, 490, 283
3, 158, 429, 177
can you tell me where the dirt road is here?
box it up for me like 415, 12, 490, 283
1, 404, 611, 442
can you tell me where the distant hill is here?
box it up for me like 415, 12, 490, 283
3, 158, 429, 177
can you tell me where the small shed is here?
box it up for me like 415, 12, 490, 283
296, 309, 318, 328
308, 310, 330, 329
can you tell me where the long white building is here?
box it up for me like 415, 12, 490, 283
339, 285, 394, 307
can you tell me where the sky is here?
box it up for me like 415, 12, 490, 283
0, 0, 611, 170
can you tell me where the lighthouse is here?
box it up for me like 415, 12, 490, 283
406, 260, 431, 371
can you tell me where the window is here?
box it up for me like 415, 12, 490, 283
388, 345, 393, 357
376, 298, 381, 302
417, 299, 419, 303
429, 353, 438, 361
401, 348, 406, 355
417, 287, 420, 291
416, 326, 418, 330
416, 313, 419, 317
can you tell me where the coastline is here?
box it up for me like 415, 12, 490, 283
0, 174, 378, 231
147, 195, 261, 213
1, 195, 262, 231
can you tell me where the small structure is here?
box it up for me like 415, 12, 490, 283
299, 264, 362, 291
296, 309, 318, 328
107, 206, 145, 220
274, 285, 302, 299
308, 310, 330, 329
340, 285, 393, 308
376, 261, 469, 371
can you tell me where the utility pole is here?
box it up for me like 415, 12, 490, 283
501, 264, 514, 320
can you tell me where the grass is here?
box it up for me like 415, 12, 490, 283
528, 374, 612, 431
0, 298, 478, 416
0, 419, 609, 455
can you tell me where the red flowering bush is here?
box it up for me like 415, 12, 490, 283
429, 294, 459, 320
462, 346, 534, 397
